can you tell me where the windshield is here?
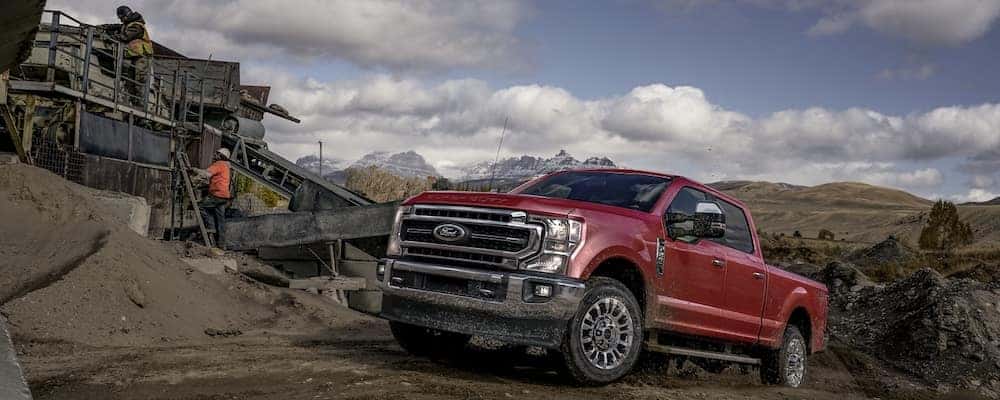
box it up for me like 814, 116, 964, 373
515, 171, 670, 212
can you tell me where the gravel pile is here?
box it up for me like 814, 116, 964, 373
825, 266, 1000, 397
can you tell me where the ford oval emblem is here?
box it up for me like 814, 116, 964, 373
433, 223, 467, 242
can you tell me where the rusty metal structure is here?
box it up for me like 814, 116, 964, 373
1, 7, 391, 316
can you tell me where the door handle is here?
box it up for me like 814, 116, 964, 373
752, 272, 765, 280
711, 258, 725, 268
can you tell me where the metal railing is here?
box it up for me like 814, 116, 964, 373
24, 10, 210, 128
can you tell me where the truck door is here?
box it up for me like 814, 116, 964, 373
656, 186, 731, 336
711, 199, 767, 343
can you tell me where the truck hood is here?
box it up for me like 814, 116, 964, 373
404, 191, 582, 217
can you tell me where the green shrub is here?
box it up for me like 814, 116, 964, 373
918, 200, 973, 251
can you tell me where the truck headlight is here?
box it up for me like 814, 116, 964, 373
386, 206, 411, 257
525, 217, 583, 274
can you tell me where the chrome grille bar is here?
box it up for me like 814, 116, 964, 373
400, 205, 542, 269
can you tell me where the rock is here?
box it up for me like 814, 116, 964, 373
204, 328, 242, 337
0, 153, 19, 165
848, 236, 918, 271
87, 190, 150, 237
830, 267, 1000, 395
181, 257, 237, 275
122, 278, 145, 308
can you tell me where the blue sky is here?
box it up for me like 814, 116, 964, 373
53, 0, 1000, 200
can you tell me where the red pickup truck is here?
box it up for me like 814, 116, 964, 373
377, 169, 828, 387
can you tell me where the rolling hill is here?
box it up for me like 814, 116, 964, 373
711, 181, 1000, 248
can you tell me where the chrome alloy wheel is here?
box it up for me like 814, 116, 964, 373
785, 336, 806, 387
579, 297, 634, 370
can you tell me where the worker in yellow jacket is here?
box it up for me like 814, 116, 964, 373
103, 6, 154, 106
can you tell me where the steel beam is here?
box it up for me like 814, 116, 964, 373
221, 202, 397, 251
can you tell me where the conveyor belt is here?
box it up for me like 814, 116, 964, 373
222, 132, 372, 208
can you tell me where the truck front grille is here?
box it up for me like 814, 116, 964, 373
401, 219, 531, 252
399, 205, 541, 269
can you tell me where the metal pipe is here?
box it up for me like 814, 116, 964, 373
127, 114, 133, 161
170, 69, 179, 122
198, 78, 205, 130
47, 12, 60, 82
113, 42, 123, 107
81, 27, 94, 94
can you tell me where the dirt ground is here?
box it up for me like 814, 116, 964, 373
18, 308, 883, 400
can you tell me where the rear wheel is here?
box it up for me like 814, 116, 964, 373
389, 321, 470, 357
561, 277, 643, 385
760, 326, 807, 387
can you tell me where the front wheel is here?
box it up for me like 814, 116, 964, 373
561, 277, 643, 385
760, 326, 808, 387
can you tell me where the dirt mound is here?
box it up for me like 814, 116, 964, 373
828, 268, 1000, 397
0, 164, 358, 348
951, 263, 1000, 283
0, 164, 115, 304
847, 236, 918, 269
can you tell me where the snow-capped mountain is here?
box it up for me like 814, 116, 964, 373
348, 150, 441, 178
456, 150, 617, 182
295, 154, 343, 175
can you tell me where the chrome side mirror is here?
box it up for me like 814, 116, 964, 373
666, 201, 726, 240
693, 201, 726, 239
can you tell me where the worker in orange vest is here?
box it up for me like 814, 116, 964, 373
197, 148, 232, 247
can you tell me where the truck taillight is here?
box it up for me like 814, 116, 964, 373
386, 206, 411, 257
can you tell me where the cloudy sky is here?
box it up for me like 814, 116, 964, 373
51, 0, 1000, 201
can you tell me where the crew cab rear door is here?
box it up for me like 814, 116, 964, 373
709, 199, 767, 343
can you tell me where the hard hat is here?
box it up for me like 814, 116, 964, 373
216, 148, 231, 159
116, 6, 132, 18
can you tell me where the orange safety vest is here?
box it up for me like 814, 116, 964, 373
206, 160, 232, 199
123, 21, 153, 58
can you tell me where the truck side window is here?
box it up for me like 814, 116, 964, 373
710, 200, 755, 254
666, 187, 706, 216
665, 187, 707, 239
666, 187, 754, 254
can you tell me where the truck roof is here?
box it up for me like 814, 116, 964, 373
555, 168, 749, 210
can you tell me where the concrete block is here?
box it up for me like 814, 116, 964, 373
182, 257, 237, 275
0, 317, 32, 400
268, 260, 322, 279
0, 153, 18, 165
88, 190, 151, 237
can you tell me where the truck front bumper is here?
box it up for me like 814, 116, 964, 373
377, 258, 586, 349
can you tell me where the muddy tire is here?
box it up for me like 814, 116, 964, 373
760, 326, 807, 387
389, 321, 470, 357
561, 277, 643, 385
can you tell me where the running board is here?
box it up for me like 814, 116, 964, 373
645, 342, 761, 365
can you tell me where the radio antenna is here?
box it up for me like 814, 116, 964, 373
487, 116, 509, 192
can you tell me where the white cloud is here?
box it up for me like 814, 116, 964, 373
45, 0, 530, 72
804, 0, 1000, 47
807, 12, 857, 36
254, 73, 1000, 197
951, 188, 1000, 203
878, 64, 936, 81
858, 0, 1000, 47
971, 174, 996, 189
658, 0, 1000, 47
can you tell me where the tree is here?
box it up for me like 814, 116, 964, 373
431, 177, 452, 190
918, 200, 973, 251
792, 230, 802, 238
